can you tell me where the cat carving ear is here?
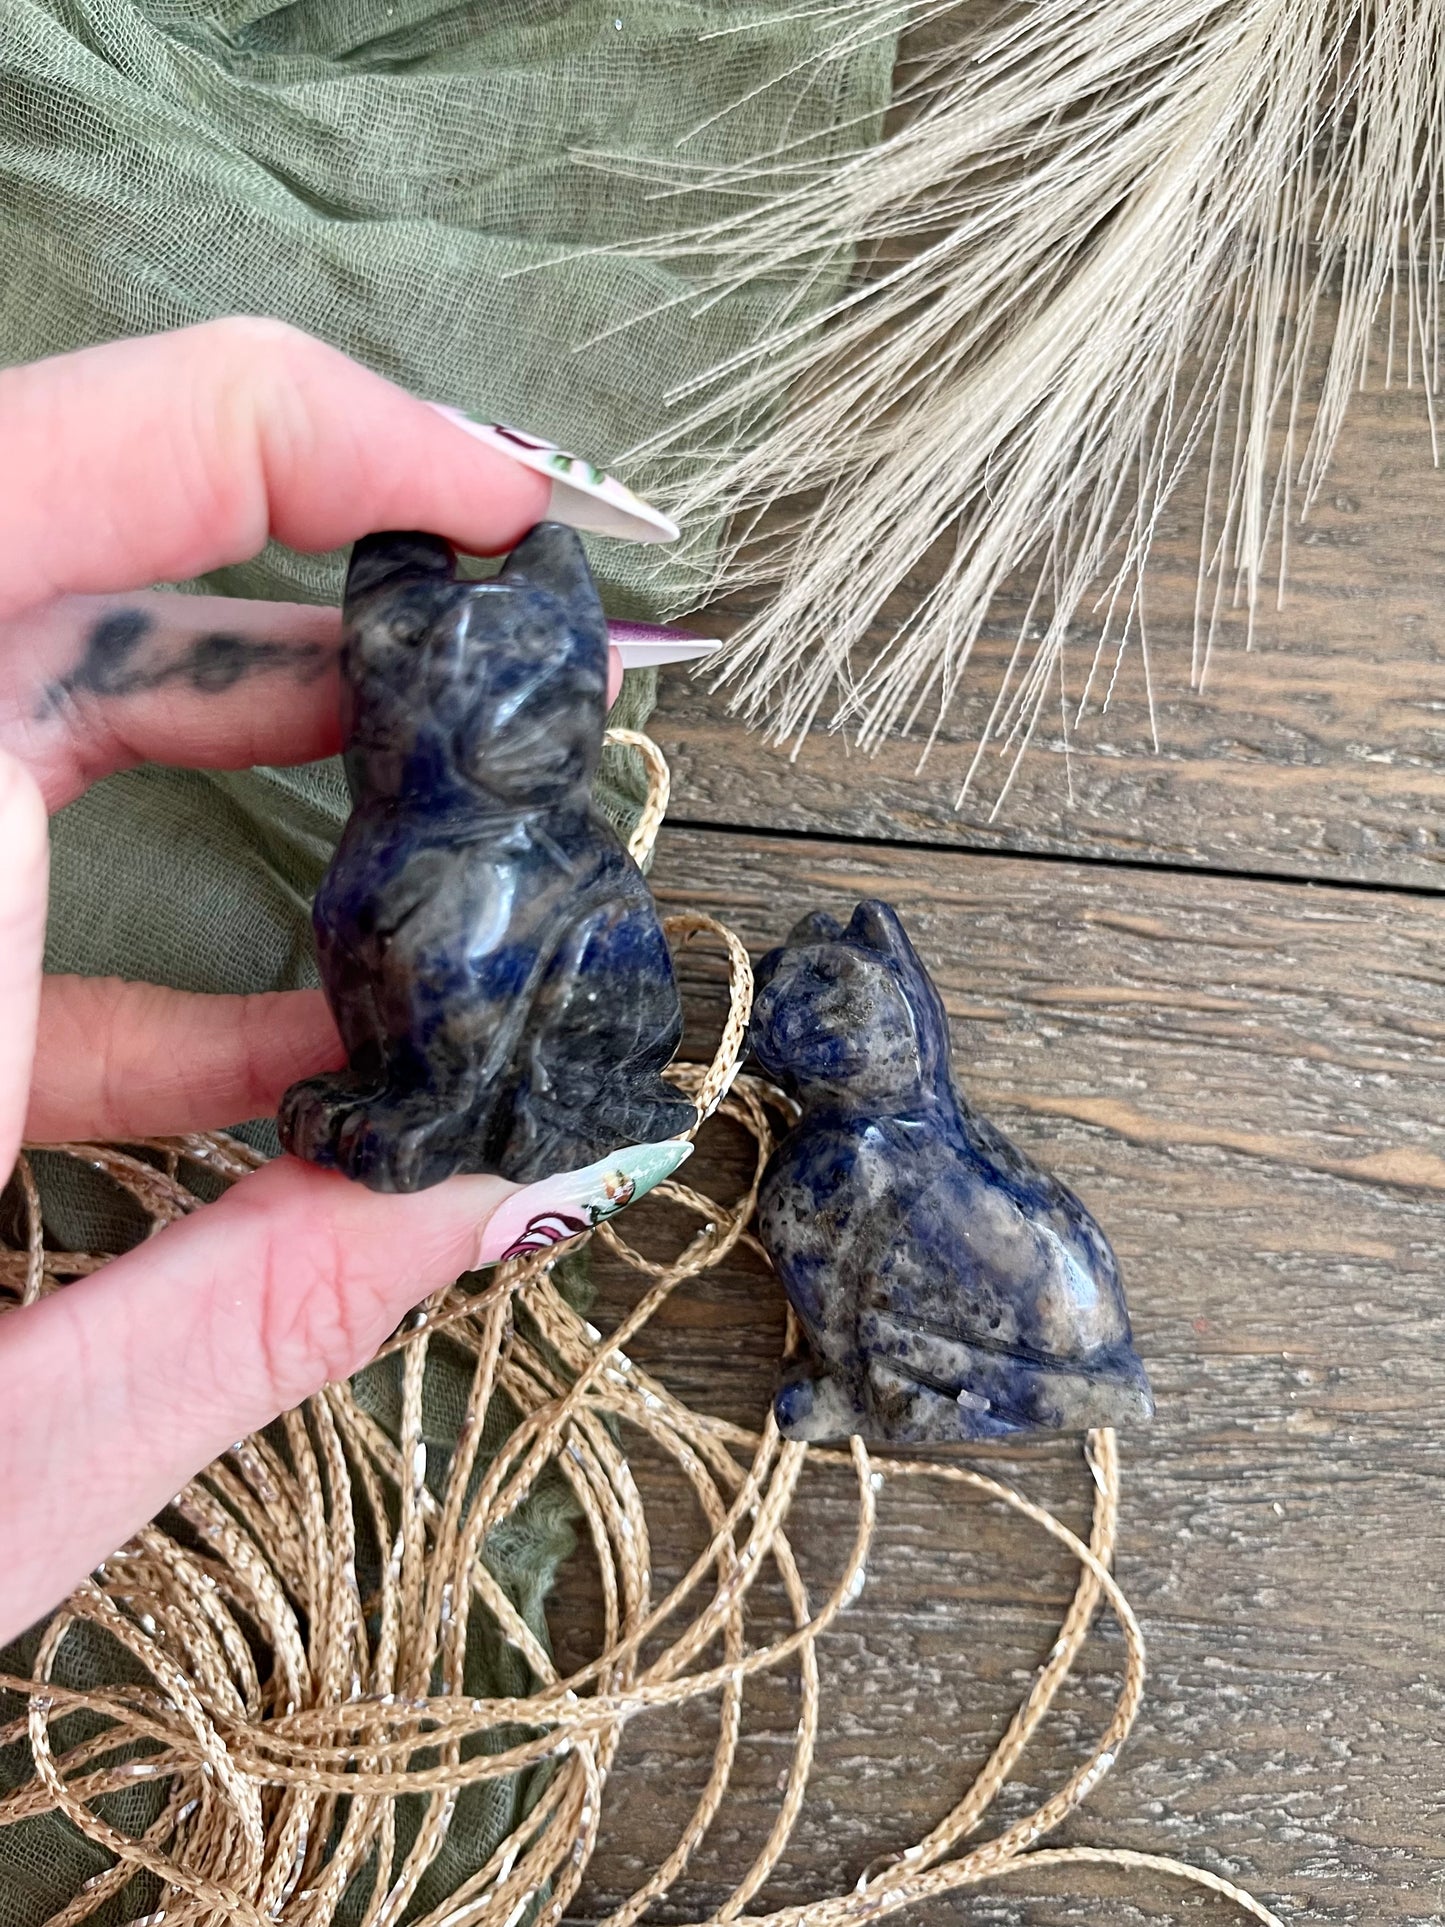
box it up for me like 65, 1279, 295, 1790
346, 531, 457, 601
756, 909, 846, 998
785, 910, 845, 947
846, 900, 951, 1058
498, 522, 605, 628
847, 900, 917, 962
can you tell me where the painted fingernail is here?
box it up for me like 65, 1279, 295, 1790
428, 406, 679, 545
474, 1137, 693, 1267
606, 620, 722, 668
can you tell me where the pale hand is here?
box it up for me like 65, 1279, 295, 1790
0, 319, 624, 1646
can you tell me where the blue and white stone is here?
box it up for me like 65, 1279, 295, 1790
279, 523, 694, 1193
750, 901, 1153, 1445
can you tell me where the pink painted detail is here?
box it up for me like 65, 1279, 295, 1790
474, 1137, 693, 1269
500, 1210, 590, 1262
425, 405, 679, 544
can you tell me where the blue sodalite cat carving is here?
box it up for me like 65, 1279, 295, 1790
279, 523, 694, 1193
750, 901, 1153, 1445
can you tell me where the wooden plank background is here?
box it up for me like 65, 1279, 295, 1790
656, 388, 1445, 886
558, 380, 1445, 1924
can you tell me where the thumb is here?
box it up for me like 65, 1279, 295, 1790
0, 1156, 508, 1643
0, 1136, 688, 1644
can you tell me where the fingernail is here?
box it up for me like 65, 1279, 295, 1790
607, 620, 722, 669
428, 405, 679, 545
474, 1138, 693, 1267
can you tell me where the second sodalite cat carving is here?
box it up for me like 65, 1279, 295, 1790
280, 523, 694, 1193
750, 901, 1153, 1445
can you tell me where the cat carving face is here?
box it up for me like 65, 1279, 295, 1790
341, 522, 609, 809
749, 900, 954, 1108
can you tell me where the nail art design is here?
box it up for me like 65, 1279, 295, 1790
476, 1138, 693, 1267
429, 406, 679, 545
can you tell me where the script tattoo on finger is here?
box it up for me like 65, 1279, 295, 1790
37, 609, 332, 717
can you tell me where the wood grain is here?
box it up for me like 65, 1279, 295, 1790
553, 828, 1445, 1926
658, 384, 1445, 890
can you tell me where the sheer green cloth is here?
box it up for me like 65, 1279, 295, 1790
0, 1, 895, 1915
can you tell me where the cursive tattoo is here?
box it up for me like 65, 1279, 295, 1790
38, 610, 331, 717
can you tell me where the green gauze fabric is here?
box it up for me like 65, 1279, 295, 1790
0, 1, 895, 1916
2, 0, 893, 615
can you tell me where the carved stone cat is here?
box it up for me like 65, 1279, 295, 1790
279, 523, 694, 1192
750, 900, 1153, 1445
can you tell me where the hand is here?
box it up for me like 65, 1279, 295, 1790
0, 319, 628, 1645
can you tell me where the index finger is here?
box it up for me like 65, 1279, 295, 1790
0, 317, 551, 623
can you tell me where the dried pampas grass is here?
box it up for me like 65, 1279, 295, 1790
585, 0, 1445, 796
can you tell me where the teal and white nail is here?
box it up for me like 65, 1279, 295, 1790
476, 1138, 693, 1267
428, 406, 679, 545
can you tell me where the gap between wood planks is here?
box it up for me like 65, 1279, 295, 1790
663, 814, 1445, 905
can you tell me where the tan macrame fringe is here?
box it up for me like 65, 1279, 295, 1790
0, 733, 1279, 1925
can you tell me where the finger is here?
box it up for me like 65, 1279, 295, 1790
9, 587, 627, 810
0, 751, 48, 1185
0, 318, 552, 623
8, 592, 341, 808
26, 979, 344, 1141
0, 1156, 513, 1641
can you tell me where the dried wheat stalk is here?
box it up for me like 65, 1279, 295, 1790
584, 0, 1445, 799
